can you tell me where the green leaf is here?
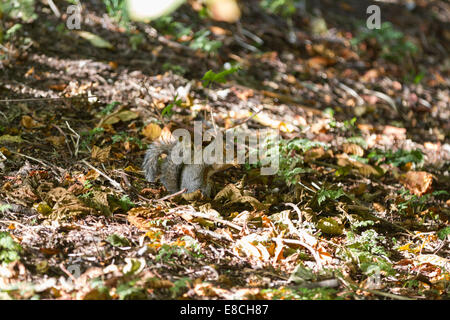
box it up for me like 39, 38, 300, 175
437, 227, 450, 240
201, 66, 239, 87
0, 232, 22, 264
76, 31, 114, 50
317, 188, 345, 206
107, 234, 131, 247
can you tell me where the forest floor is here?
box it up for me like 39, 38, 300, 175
0, 0, 449, 300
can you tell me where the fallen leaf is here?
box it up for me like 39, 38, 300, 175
141, 123, 162, 140
304, 147, 326, 162
91, 145, 111, 163
317, 217, 344, 235
342, 143, 364, 157
76, 31, 114, 49
103, 110, 139, 125
400, 171, 433, 196
20, 115, 41, 129
307, 56, 335, 69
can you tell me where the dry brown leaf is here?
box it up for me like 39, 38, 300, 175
253, 112, 296, 133
342, 143, 364, 157
361, 69, 379, 82
45, 187, 94, 219
304, 147, 326, 162
373, 203, 386, 213
20, 115, 41, 129
46, 136, 66, 148
141, 123, 162, 140
358, 163, 380, 177
103, 110, 139, 125
209, 26, 230, 35
383, 125, 406, 139
307, 56, 335, 69
91, 145, 111, 163
400, 171, 433, 196
49, 83, 68, 91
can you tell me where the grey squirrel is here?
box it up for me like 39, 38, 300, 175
143, 139, 232, 197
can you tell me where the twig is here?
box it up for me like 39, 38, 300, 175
225, 108, 263, 132
363, 88, 398, 113
52, 124, 73, 157
10, 151, 52, 169
338, 82, 364, 106
65, 121, 80, 157
294, 279, 340, 289
0, 96, 98, 103
196, 228, 232, 242
156, 188, 187, 202
172, 208, 243, 232
285, 202, 303, 224
272, 237, 323, 269
59, 263, 77, 283
81, 160, 125, 193
47, 0, 61, 17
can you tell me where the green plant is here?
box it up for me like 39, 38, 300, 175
0, 204, 12, 213
315, 188, 346, 206
103, 0, 129, 26
117, 195, 134, 211
116, 281, 146, 299
0, 232, 22, 264
129, 33, 144, 50
0, 0, 36, 22
345, 136, 368, 149
260, 0, 296, 17
261, 287, 339, 300
438, 226, 450, 240
170, 277, 191, 298
189, 29, 222, 54
162, 62, 187, 75
351, 22, 418, 63
202, 65, 240, 87
153, 16, 192, 39
397, 190, 448, 216
275, 138, 327, 185
111, 132, 144, 149
367, 148, 424, 168
161, 94, 182, 118
107, 234, 131, 247
155, 241, 203, 264
155, 244, 190, 264
4, 23, 22, 41
81, 127, 105, 150
339, 230, 393, 277
100, 102, 119, 116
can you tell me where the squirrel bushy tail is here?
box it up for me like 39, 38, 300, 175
143, 141, 172, 182
143, 141, 182, 193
